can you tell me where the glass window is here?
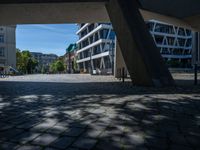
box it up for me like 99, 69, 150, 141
178, 38, 186, 47
0, 47, 5, 57
100, 29, 109, 39
186, 38, 192, 47
109, 31, 115, 40
154, 23, 174, 34
154, 35, 164, 44
186, 29, 191, 36
178, 28, 186, 36
146, 22, 154, 31
167, 37, 175, 45
88, 24, 95, 32
0, 34, 4, 43
93, 45, 101, 55
104, 56, 111, 69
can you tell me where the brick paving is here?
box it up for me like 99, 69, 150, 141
0, 74, 200, 150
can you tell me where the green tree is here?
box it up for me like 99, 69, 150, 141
50, 60, 65, 73
16, 49, 38, 74
56, 60, 65, 72
50, 62, 57, 73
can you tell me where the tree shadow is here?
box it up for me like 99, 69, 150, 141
0, 81, 200, 149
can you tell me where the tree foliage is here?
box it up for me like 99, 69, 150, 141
16, 49, 38, 74
50, 60, 65, 73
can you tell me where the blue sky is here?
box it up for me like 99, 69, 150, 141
16, 24, 78, 56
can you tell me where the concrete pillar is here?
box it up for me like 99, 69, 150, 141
114, 39, 127, 78
106, 0, 174, 86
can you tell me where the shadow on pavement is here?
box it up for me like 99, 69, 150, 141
0, 81, 200, 149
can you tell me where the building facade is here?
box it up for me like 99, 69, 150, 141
65, 43, 78, 73
147, 20, 193, 67
76, 21, 193, 75
76, 23, 115, 74
0, 26, 16, 68
31, 52, 58, 73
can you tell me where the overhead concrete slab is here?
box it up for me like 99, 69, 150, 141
0, 2, 109, 24
138, 0, 200, 30
0, 0, 199, 30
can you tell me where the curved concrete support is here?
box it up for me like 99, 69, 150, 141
106, 0, 174, 86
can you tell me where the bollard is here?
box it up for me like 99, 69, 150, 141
122, 67, 125, 83
194, 64, 198, 85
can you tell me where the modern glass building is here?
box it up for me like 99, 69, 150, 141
76, 21, 193, 74
76, 23, 115, 74
147, 20, 192, 67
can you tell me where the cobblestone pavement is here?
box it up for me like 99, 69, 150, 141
0, 74, 200, 150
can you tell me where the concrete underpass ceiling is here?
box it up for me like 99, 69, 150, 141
0, 2, 110, 24
0, 0, 200, 30
139, 0, 200, 30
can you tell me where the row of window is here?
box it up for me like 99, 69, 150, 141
78, 42, 114, 60
147, 22, 192, 36
79, 29, 115, 49
154, 35, 192, 47
78, 56, 112, 70
160, 47, 192, 55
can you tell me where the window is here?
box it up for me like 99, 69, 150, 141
100, 29, 109, 39
0, 47, 5, 57
154, 23, 174, 34
109, 31, 115, 40
186, 39, 192, 47
93, 45, 101, 55
146, 22, 154, 31
178, 38, 186, 47
0, 34, 4, 43
186, 29, 191, 36
167, 37, 175, 45
154, 35, 164, 44
178, 28, 186, 36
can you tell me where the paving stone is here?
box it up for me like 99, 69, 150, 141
72, 138, 97, 150
95, 139, 122, 150
62, 127, 85, 137
50, 136, 75, 149
66, 148, 79, 150
46, 125, 67, 135
82, 129, 103, 138
0, 129, 25, 140
44, 148, 58, 150
31, 133, 58, 146
169, 144, 194, 150
0, 142, 19, 150
11, 132, 40, 144
16, 145, 42, 150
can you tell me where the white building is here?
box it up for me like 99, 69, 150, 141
76, 23, 115, 74
0, 26, 16, 69
76, 21, 193, 74
147, 20, 193, 67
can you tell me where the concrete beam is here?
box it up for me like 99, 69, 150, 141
106, 0, 174, 86
0, 2, 109, 24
